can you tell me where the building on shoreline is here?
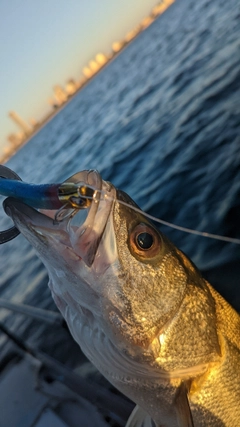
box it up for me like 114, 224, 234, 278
9, 111, 32, 137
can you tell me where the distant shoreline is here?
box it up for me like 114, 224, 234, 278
1, 0, 176, 164
1, 43, 132, 164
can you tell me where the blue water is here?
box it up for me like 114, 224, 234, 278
0, 0, 239, 359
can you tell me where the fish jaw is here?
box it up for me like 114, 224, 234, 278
3, 183, 118, 320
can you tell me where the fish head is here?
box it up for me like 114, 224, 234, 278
4, 169, 220, 391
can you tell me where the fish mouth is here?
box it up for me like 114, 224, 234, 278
3, 170, 116, 268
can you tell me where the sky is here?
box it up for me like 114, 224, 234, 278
0, 0, 160, 151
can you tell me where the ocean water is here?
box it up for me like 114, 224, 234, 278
0, 0, 239, 362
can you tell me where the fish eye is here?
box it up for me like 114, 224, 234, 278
129, 223, 161, 260
136, 232, 153, 250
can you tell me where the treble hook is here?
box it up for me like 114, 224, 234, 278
0, 165, 21, 244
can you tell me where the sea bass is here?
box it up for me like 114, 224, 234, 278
4, 170, 240, 427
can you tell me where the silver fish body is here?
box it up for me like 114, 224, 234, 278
4, 170, 240, 427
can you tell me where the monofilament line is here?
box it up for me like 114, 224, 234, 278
81, 188, 240, 245
116, 198, 240, 244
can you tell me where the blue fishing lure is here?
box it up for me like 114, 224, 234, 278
0, 165, 92, 244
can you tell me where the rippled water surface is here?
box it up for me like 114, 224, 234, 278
1, 0, 239, 358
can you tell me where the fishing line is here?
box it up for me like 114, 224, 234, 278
0, 165, 239, 245
79, 187, 240, 245
114, 198, 240, 245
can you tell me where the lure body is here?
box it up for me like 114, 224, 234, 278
0, 179, 62, 209
0, 165, 93, 242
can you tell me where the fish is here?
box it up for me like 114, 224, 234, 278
3, 169, 240, 427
